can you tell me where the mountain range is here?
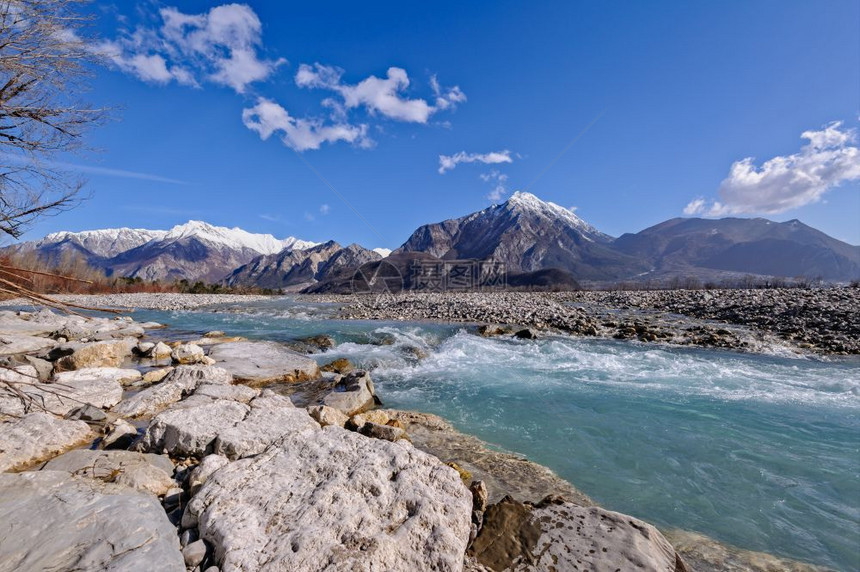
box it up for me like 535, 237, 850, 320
5, 192, 859, 289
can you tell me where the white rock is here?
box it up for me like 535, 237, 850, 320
55, 339, 132, 370
150, 341, 173, 360
213, 391, 318, 460
322, 370, 376, 416
42, 449, 176, 496
185, 426, 472, 571
172, 343, 206, 365
194, 383, 259, 403
139, 399, 250, 458
0, 413, 93, 472
1, 367, 128, 417
113, 365, 232, 419
0, 471, 184, 571
189, 454, 230, 494
207, 340, 320, 385
102, 418, 139, 450
0, 333, 57, 356
307, 404, 350, 428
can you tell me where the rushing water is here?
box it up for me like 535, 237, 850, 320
133, 298, 860, 570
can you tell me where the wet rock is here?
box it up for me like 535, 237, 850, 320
184, 426, 472, 571
207, 340, 320, 385
469, 495, 687, 572
477, 324, 514, 337
113, 365, 232, 419
294, 334, 336, 352
319, 357, 354, 374
322, 370, 376, 416
0, 471, 184, 571
513, 328, 537, 340
54, 339, 131, 371
307, 404, 349, 427
0, 413, 93, 472
41, 449, 175, 496
171, 343, 206, 365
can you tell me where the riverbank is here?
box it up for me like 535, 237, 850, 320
308, 287, 860, 356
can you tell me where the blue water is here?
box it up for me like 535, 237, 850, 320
132, 298, 860, 570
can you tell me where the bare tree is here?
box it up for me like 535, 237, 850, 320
0, 0, 104, 240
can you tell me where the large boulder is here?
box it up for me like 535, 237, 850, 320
0, 471, 184, 571
171, 343, 205, 365
138, 398, 249, 458
41, 449, 176, 496
322, 370, 377, 416
184, 426, 472, 571
139, 390, 317, 460
112, 365, 232, 419
54, 339, 132, 370
207, 341, 320, 386
212, 391, 318, 460
468, 495, 688, 572
0, 413, 93, 472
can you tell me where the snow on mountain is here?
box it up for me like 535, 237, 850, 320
499, 191, 610, 241
161, 221, 318, 255
37, 228, 168, 258
372, 248, 392, 257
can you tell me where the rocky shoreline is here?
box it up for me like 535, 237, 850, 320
0, 301, 838, 571
310, 287, 860, 356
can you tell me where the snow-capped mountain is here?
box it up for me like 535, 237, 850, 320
37, 228, 168, 258
160, 221, 317, 256
396, 191, 645, 280
7, 221, 320, 283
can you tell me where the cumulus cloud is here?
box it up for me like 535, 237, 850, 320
685, 121, 860, 217
438, 150, 513, 174
242, 98, 369, 152
296, 64, 464, 124
98, 4, 283, 93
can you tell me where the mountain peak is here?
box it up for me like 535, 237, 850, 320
502, 191, 607, 239
162, 220, 318, 255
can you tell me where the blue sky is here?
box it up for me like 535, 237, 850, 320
18, 0, 860, 247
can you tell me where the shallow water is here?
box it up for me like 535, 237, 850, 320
133, 298, 860, 570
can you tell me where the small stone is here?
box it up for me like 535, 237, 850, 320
65, 404, 107, 423
182, 539, 207, 568
319, 357, 353, 374
143, 367, 173, 384
358, 421, 406, 442
446, 461, 472, 484
171, 344, 205, 365
180, 529, 198, 548
102, 418, 139, 450
150, 341, 173, 360
307, 405, 349, 428
470, 480, 488, 513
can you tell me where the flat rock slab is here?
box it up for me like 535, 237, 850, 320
0, 333, 57, 356
213, 391, 318, 460
0, 470, 185, 571
139, 399, 250, 458
185, 426, 472, 571
0, 413, 93, 472
1, 367, 128, 417
42, 449, 175, 496
207, 341, 320, 386
469, 495, 687, 572
113, 365, 232, 419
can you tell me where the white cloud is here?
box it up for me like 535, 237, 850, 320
99, 4, 283, 93
480, 169, 510, 202
296, 64, 464, 124
438, 150, 513, 174
304, 212, 315, 222
686, 121, 860, 217
242, 98, 369, 152
319, 204, 330, 215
